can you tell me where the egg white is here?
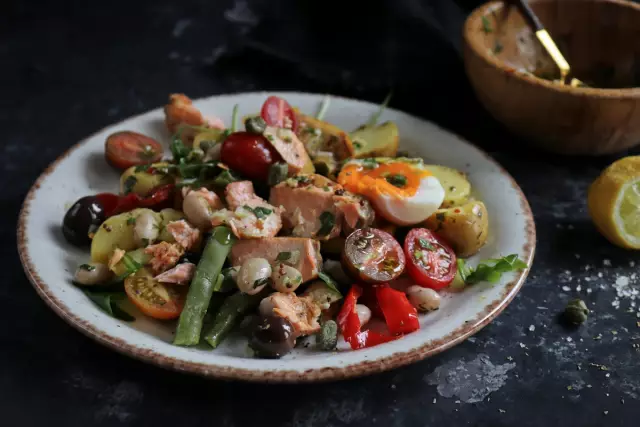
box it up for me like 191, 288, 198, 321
374, 175, 444, 225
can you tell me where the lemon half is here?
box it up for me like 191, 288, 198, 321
588, 156, 640, 249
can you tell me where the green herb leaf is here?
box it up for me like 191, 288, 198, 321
243, 205, 273, 220
123, 176, 137, 195
481, 16, 492, 33
361, 158, 379, 170
413, 249, 423, 261
493, 41, 504, 54
170, 132, 191, 161
79, 264, 96, 272
386, 174, 407, 188
317, 211, 336, 236
366, 91, 393, 127
418, 238, 434, 251
213, 169, 240, 187
317, 272, 342, 296
276, 252, 292, 261
83, 291, 135, 321
253, 277, 271, 289
134, 164, 154, 173
231, 104, 239, 132
459, 254, 527, 286
126, 217, 136, 225
121, 254, 143, 276
316, 96, 331, 121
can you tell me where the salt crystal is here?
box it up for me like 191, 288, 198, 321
562, 286, 571, 292
568, 224, 574, 230
433, 398, 436, 404
575, 254, 581, 259
576, 285, 582, 291
566, 337, 573, 342
519, 343, 526, 348
616, 276, 630, 287
565, 270, 571, 275
529, 325, 535, 332
598, 272, 603, 278
631, 261, 636, 267
587, 288, 593, 294
603, 259, 612, 266
585, 277, 591, 282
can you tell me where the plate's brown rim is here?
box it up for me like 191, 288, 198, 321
17, 92, 537, 383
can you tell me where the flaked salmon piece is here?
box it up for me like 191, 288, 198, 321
259, 292, 321, 335
166, 220, 201, 250
212, 181, 283, 239
225, 181, 265, 209
230, 237, 322, 282
269, 174, 341, 240
108, 248, 126, 271
144, 242, 184, 275
183, 187, 225, 210
154, 262, 196, 285
164, 94, 225, 143
263, 126, 313, 175
334, 193, 375, 234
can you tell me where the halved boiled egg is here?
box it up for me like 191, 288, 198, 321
337, 158, 444, 226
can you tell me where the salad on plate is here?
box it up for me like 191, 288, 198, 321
63, 93, 527, 359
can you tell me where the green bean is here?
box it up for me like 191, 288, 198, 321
204, 290, 267, 349
173, 226, 235, 346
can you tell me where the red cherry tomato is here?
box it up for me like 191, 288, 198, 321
220, 132, 283, 181
105, 131, 164, 170
404, 228, 456, 290
260, 96, 299, 132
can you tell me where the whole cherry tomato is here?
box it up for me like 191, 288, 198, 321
105, 131, 163, 170
220, 132, 283, 181
404, 228, 456, 290
260, 96, 299, 132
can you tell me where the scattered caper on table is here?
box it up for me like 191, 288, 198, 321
564, 298, 589, 325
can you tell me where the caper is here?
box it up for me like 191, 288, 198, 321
316, 320, 338, 350
245, 116, 267, 134
268, 162, 289, 186
564, 298, 589, 325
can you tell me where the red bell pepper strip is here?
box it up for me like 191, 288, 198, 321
97, 184, 176, 218
337, 285, 398, 350
376, 285, 420, 335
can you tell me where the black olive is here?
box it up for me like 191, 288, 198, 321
62, 196, 106, 247
249, 315, 297, 359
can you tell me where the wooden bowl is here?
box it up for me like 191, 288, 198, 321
463, 0, 640, 155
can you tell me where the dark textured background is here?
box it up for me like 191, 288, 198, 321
3, 0, 640, 425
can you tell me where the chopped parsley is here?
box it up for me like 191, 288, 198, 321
253, 277, 271, 289
79, 264, 96, 272
126, 217, 136, 225
361, 158, 378, 170
317, 272, 342, 296
418, 238, 435, 251
123, 176, 137, 195
481, 16, 492, 33
243, 205, 273, 220
276, 251, 291, 261
386, 174, 407, 188
317, 211, 335, 236
352, 141, 363, 149
493, 41, 504, 54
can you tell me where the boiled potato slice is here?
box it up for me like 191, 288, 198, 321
91, 209, 161, 263
423, 200, 489, 258
119, 162, 173, 196
349, 122, 399, 158
424, 165, 471, 208
158, 208, 185, 242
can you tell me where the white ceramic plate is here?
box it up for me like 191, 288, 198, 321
18, 92, 535, 382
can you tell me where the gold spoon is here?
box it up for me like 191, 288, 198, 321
506, 0, 586, 87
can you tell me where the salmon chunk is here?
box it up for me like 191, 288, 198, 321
230, 237, 322, 282
164, 94, 225, 143
269, 174, 374, 239
211, 181, 282, 239
154, 262, 196, 285
166, 220, 201, 251
259, 292, 321, 335
263, 126, 313, 175
145, 242, 184, 275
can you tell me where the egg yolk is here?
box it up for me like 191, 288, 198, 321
338, 161, 431, 200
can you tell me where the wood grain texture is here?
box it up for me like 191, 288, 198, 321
463, 0, 640, 155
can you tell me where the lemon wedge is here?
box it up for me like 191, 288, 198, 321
588, 156, 640, 249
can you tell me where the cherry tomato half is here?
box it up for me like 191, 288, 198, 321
124, 270, 186, 320
105, 131, 164, 170
260, 96, 299, 132
404, 228, 456, 290
220, 131, 283, 181
341, 228, 406, 284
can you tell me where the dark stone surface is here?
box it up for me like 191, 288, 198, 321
2, 0, 639, 425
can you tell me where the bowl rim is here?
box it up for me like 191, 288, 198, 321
463, 0, 640, 98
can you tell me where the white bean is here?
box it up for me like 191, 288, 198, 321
406, 285, 441, 312
133, 211, 159, 247
355, 304, 371, 326
270, 263, 303, 293
183, 192, 213, 230
259, 296, 276, 317
74, 263, 112, 286
237, 258, 272, 295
